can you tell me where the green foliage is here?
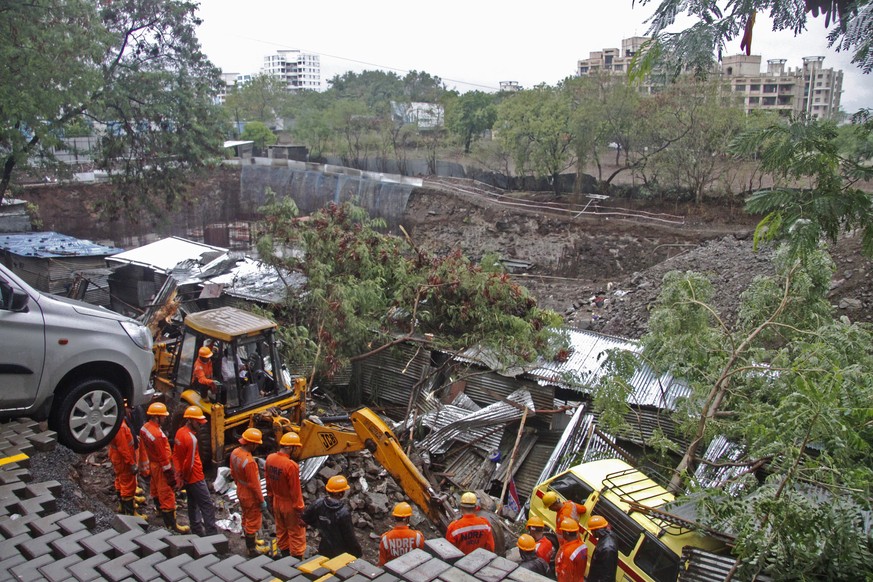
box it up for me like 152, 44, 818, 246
444, 91, 497, 153
595, 243, 873, 579
0, 0, 226, 214
240, 122, 277, 149
222, 73, 290, 126
256, 199, 567, 377
732, 116, 873, 257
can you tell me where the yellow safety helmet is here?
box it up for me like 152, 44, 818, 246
198, 346, 213, 358
460, 492, 478, 507
183, 406, 206, 422
146, 402, 169, 417
541, 491, 558, 508
558, 518, 580, 533
326, 475, 350, 493
279, 432, 302, 447
239, 428, 262, 445
392, 502, 413, 518
517, 534, 537, 552
526, 516, 545, 529
588, 515, 609, 531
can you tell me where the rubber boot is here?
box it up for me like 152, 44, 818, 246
135, 486, 145, 496
162, 510, 191, 534
121, 497, 148, 519
133, 493, 147, 504
245, 534, 270, 557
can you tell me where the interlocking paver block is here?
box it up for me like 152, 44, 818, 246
69, 553, 110, 582
24, 480, 62, 499
29, 510, 70, 535
26, 431, 57, 452
58, 511, 96, 534
234, 553, 274, 580
180, 554, 220, 582
111, 513, 148, 533
133, 528, 172, 556
298, 555, 329, 575
323, 553, 358, 573
370, 573, 400, 582
0, 512, 39, 537
189, 533, 229, 557
507, 566, 553, 582
424, 538, 465, 564
472, 566, 508, 582
10, 551, 53, 581
263, 555, 301, 579
166, 533, 197, 557
433, 565, 480, 582
99, 553, 139, 582
0, 481, 27, 499
0, 466, 31, 484
127, 552, 166, 582
207, 554, 250, 582
15, 492, 57, 515
39, 554, 83, 582
404, 557, 451, 582
108, 528, 143, 557
0, 532, 32, 560
346, 558, 385, 579
80, 527, 119, 557
383, 548, 432, 577
0, 553, 27, 582
454, 548, 496, 575
21, 529, 63, 559
155, 553, 196, 582
487, 556, 518, 574
50, 528, 92, 558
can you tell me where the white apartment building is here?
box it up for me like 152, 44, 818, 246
216, 72, 254, 104
577, 37, 844, 119
721, 54, 842, 119
262, 50, 322, 92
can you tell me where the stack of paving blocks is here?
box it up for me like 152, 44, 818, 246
0, 418, 545, 581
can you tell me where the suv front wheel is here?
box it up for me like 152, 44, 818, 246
51, 378, 123, 453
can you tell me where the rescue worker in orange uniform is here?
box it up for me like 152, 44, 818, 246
445, 492, 495, 555
265, 432, 306, 559
173, 406, 218, 537
192, 346, 220, 401
139, 402, 190, 533
555, 518, 588, 582
230, 427, 269, 556
108, 405, 142, 516
526, 515, 556, 567
543, 490, 586, 546
378, 501, 425, 565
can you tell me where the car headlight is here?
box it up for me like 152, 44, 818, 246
120, 321, 153, 351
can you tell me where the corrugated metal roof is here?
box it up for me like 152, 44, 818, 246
0, 231, 121, 258
205, 257, 304, 304
107, 236, 227, 273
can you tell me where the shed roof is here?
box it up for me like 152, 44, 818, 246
0, 231, 121, 258
107, 236, 228, 273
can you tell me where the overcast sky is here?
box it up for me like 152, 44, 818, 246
195, 0, 871, 114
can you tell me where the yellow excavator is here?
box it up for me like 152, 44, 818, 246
151, 306, 457, 531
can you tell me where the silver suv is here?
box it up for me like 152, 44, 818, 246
0, 262, 154, 452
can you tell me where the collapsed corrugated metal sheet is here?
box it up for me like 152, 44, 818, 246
0, 231, 121, 258
418, 390, 534, 455
358, 343, 433, 408
695, 435, 748, 492
203, 257, 304, 304
107, 236, 227, 274
678, 547, 768, 582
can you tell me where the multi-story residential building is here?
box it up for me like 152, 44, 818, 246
499, 81, 523, 92
262, 49, 322, 92
577, 37, 843, 119
721, 54, 842, 119
216, 72, 254, 104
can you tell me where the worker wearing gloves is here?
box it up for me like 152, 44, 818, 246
586, 516, 619, 582
302, 474, 363, 559
517, 534, 551, 575
108, 402, 143, 517
139, 402, 189, 533
265, 432, 306, 559
230, 427, 269, 556
445, 491, 496, 554
542, 490, 586, 546
378, 502, 425, 565
555, 518, 588, 582
192, 346, 221, 402
173, 406, 218, 537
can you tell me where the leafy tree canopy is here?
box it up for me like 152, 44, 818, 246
240, 121, 277, 149
256, 197, 567, 378
0, 0, 227, 215
444, 91, 498, 153
223, 73, 290, 127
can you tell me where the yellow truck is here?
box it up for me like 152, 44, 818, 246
529, 458, 730, 582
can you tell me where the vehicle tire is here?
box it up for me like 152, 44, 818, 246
50, 378, 123, 454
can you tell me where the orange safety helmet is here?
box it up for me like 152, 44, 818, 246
183, 406, 206, 423
146, 402, 169, 417
326, 475, 350, 493
526, 516, 545, 529
239, 427, 263, 445
198, 346, 213, 358
392, 502, 413, 518
517, 534, 537, 552
558, 518, 580, 533
279, 432, 302, 447
587, 515, 609, 531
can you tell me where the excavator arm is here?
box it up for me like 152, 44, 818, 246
294, 407, 454, 531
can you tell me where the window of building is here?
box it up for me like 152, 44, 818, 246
763, 97, 776, 105
763, 84, 777, 93
750, 84, 760, 91
614, 64, 623, 71
817, 82, 822, 87
726, 67, 733, 75
749, 97, 760, 104
735, 84, 746, 92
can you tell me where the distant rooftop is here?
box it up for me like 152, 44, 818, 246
0, 231, 121, 258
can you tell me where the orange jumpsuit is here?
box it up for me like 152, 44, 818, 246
265, 451, 305, 556
192, 358, 215, 391
230, 446, 263, 536
140, 419, 176, 511
556, 537, 588, 582
445, 513, 495, 555
108, 419, 137, 497
379, 524, 425, 565
556, 501, 586, 546
172, 425, 205, 485
535, 535, 554, 564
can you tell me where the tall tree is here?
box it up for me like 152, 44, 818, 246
0, 0, 226, 213
222, 73, 290, 126
444, 91, 497, 154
